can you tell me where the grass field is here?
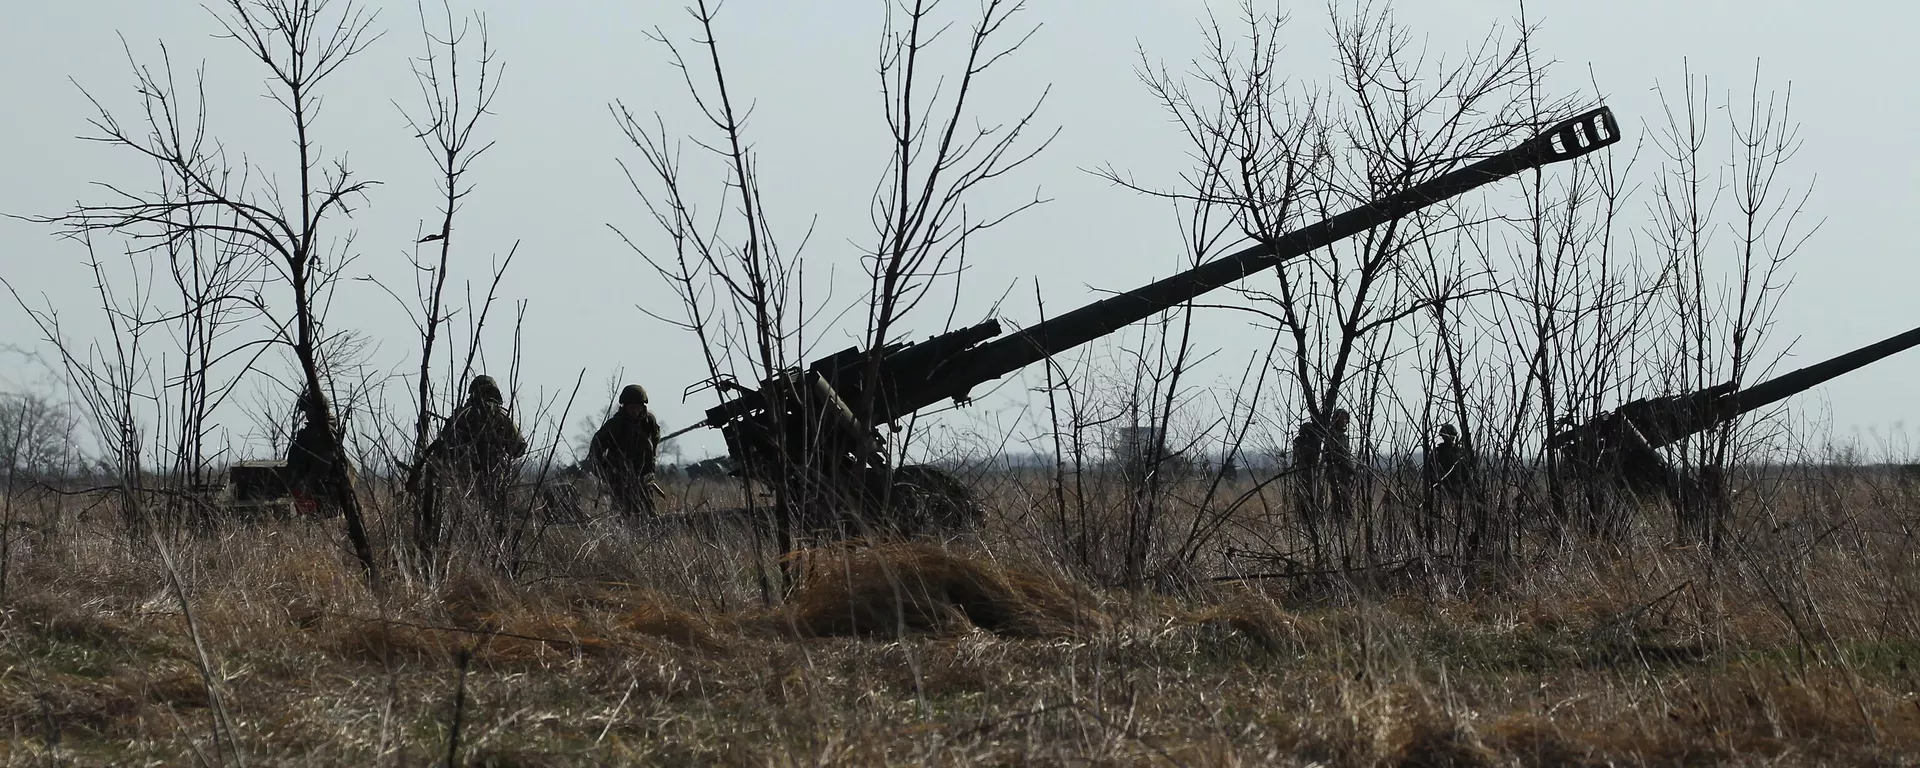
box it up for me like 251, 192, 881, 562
2, 471, 1917, 766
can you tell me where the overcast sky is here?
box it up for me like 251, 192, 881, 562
4, 1, 1917, 461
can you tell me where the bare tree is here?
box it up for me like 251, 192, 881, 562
858, 0, 1054, 434
0, 392, 81, 485
0, 389, 80, 603
36, 0, 384, 580
612, 0, 808, 590
614, 0, 1053, 576
385, 0, 514, 578
6, 238, 159, 538
1103, 2, 1581, 568
1643, 64, 1811, 544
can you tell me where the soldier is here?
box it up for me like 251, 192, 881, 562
1291, 407, 1355, 524
425, 375, 528, 486
1291, 420, 1322, 475
1290, 415, 1323, 523
286, 386, 349, 518
1426, 423, 1471, 493
1322, 409, 1355, 521
1422, 422, 1472, 549
590, 384, 663, 519
1323, 409, 1354, 477
419, 375, 528, 520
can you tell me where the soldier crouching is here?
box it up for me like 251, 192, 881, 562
419, 374, 529, 532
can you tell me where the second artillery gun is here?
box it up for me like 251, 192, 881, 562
1548, 325, 1920, 499
668, 107, 1624, 537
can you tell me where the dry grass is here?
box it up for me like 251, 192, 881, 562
778, 542, 1108, 639
1, 475, 1918, 766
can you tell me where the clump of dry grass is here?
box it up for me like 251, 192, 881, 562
779, 541, 1108, 638
618, 595, 729, 652
1387, 706, 1500, 768
322, 569, 684, 667
1185, 587, 1298, 652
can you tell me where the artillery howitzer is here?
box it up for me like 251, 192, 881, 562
1547, 324, 1920, 497
671, 107, 1622, 536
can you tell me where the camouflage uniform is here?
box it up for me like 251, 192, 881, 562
1422, 423, 1473, 548
1425, 424, 1471, 494
590, 384, 662, 519
1292, 409, 1355, 524
1322, 411, 1354, 482
1322, 410, 1355, 521
428, 375, 528, 483
286, 388, 349, 518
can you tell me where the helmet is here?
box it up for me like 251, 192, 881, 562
469, 375, 503, 404
1438, 423, 1458, 437
619, 384, 648, 406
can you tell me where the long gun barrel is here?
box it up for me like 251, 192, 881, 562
1552, 323, 1920, 453
1724, 325, 1920, 425
900, 107, 1622, 421
688, 108, 1622, 462
680, 106, 1624, 535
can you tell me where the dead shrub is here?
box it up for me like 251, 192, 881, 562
1392, 713, 1494, 768
327, 619, 454, 665
464, 748, 571, 768
439, 569, 520, 627
870, 637, 1005, 698
780, 542, 1107, 639
1485, 716, 1599, 768
486, 611, 622, 662
325, 613, 605, 667
551, 581, 731, 652
409, 570, 630, 664
6, 683, 144, 739
132, 665, 213, 710
7, 596, 134, 651
1189, 590, 1295, 652
1672, 672, 1920, 758
619, 596, 727, 652
252, 547, 366, 631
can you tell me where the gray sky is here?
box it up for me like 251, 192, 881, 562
4, 1, 1917, 461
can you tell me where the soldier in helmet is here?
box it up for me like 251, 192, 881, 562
1426, 423, 1471, 493
286, 385, 349, 518
1323, 409, 1355, 521
1290, 414, 1324, 525
422, 375, 528, 502
590, 384, 663, 519
1422, 422, 1473, 549
428, 376, 527, 476
1291, 407, 1356, 525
